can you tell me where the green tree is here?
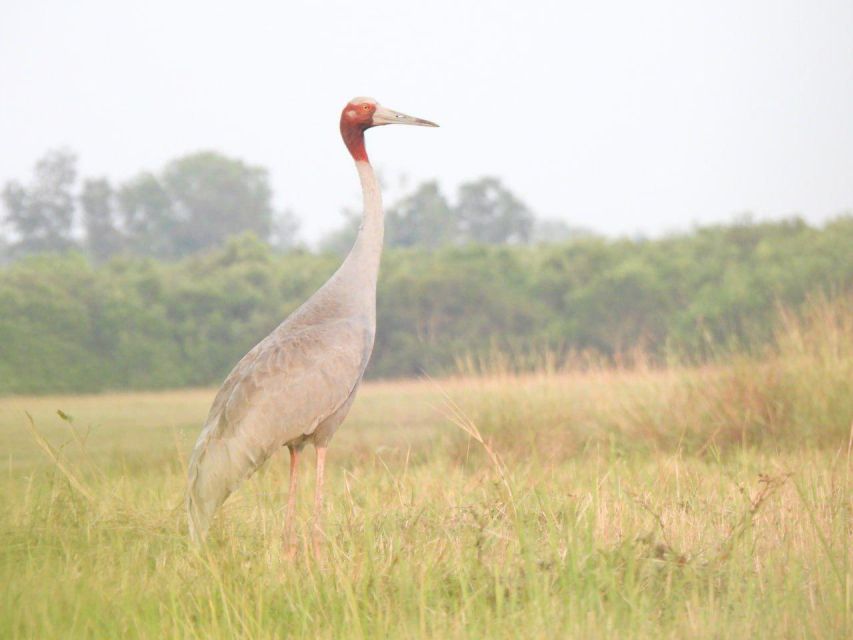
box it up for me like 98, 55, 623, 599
80, 178, 123, 261
269, 208, 301, 252
1, 149, 78, 256
117, 151, 276, 258
386, 181, 455, 248
322, 178, 536, 251
117, 172, 177, 258
455, 177, 534, 244
161, 151, 274, 254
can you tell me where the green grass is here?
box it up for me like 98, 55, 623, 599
1, 298, 851, 638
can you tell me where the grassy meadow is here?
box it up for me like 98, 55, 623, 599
1, 298, 852, 638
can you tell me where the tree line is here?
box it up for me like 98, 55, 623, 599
1, 149, 297, 261
1, 216, 850, 394
1, 149, 566, 264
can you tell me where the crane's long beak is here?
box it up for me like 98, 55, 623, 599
372, 105, 438, 127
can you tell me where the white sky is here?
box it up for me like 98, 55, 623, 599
2, 0, 852, 244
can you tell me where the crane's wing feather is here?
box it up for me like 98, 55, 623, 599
187, 316, 371, 542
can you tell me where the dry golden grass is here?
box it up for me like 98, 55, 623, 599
1, 296, 851, 638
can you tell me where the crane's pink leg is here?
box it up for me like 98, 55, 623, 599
282, 445, 299, 559
312, 445, 327, 559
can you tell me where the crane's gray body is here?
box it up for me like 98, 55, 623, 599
187, 161, 383, 541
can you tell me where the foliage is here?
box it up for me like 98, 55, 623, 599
2, 149, 548, 262
386, 181, 455, 248
1, 149, 299, 262
455, 176, 534, 244
117, 151, 278, 258
323, 176, 537, 252
0, 217, 851, 393
1, 149, 78, 257
80, 178, 123, 261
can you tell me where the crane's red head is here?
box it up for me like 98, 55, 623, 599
340, 97, 438, 162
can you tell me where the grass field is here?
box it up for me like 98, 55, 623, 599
1, 299, 852, 638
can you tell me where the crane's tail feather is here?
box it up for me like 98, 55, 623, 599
186, 433, 267, 544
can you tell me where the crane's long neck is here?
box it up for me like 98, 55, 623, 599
351, 159, 384, 274
333, 159, 384, 306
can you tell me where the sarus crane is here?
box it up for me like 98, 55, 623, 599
187, 97, 437, 556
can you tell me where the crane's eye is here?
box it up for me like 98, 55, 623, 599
362, 104, 370, 111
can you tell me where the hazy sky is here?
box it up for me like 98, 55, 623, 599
2, 0, 852, 243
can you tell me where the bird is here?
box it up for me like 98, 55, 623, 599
186, 97, 438, 556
